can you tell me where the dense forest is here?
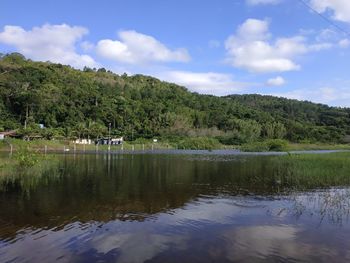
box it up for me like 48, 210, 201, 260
0, 53, 349, 144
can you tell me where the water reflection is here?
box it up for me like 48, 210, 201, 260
1, 153, 350, 262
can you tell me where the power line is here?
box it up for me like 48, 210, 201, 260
297, 0, 350, 38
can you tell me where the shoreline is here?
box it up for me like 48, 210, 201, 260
1, 148, 350, 156
1, 139, 350, 154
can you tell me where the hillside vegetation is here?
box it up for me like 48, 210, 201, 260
1, 53, 350, 145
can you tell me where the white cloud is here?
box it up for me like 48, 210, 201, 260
271, 86, 350, 107
157, 71, 251, 96
225, 19, 334, 73
304, 28, 349, 49
308, 42, 333, 51
81, 41, 94, 52
310, 0, 350, 23
339, 38, 350, 48
316, 28, 337, 41
246, 0, 281, 5
225, 19, 307, 73
267, 76, 286, 86
96, 30, 190, 65
0, 24, 97, 68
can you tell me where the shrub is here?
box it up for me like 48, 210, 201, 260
266, 139, 288, 151
240, 142, 269, 152
241, 139, 288, 152
14, 147, 40, 167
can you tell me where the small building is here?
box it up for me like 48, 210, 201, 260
111, 137, 123, 145
0, 130, 18, 140
74, 138, 93, 145
96, 137, 123, 145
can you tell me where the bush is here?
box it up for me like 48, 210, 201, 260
240, 142, 269, 152
14, 147, 40, 167
266, 139, 288, 151
216, 133, 244, 145
241, 139, 288, 152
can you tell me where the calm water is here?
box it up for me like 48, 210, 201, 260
1, 153, 350, 262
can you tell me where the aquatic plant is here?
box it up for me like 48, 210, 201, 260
13, 147, 40, 167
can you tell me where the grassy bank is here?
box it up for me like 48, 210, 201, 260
286, 143, 350, 151
0, 138, 174, 152
241, 140, 350, 152
0, 137, 231, 152
0, 147, 56, 177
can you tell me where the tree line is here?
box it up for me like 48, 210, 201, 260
0, 53, 349, 144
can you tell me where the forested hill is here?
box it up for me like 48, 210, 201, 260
0, 53, 349, 144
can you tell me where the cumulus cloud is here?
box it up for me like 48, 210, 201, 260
310, 0, 350, 23
266, 76, 286, 86
225, 19, 306, 73
225, 19, 334, 73
157, 71, 252, 96
246, 0, 281, 5
96, 30, 190, 65
81, 41, 95, 52
0, 24, 97, 68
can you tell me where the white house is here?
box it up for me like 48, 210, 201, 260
111, 137, 123, 145
74, 138, 92, 145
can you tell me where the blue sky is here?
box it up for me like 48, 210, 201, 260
1, 0, 350, 107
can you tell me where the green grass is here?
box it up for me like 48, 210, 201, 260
271, 152, 350, 190
286, 143, 350, 151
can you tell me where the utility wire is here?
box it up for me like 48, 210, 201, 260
297, 0, 350, 38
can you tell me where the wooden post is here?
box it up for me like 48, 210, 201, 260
132, 145, 135, 151
44, 145, 47, 155
142, 144, 145, 151
10, 144, 13, 156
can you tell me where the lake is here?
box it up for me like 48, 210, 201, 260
1, 152, 350, 262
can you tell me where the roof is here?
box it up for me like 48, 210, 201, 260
0, 130, 17, 136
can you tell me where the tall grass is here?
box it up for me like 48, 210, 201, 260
271, 152, 350, 191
